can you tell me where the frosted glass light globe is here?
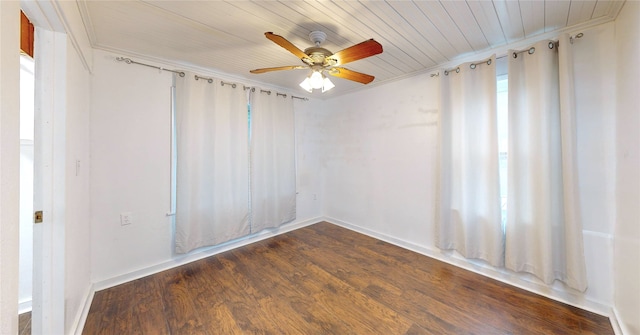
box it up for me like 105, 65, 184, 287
309, 71, 324, 89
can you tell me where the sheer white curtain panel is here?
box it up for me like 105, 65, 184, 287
249, 90, 296, 232
174, 74, 250, 254
436, 56, 504, 267
505, 36, 587, 291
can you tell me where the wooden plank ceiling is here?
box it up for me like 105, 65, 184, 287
78, 0, 625, 97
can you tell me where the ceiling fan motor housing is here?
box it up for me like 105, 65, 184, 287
305, 31, 338, 66
304, 47, 334, 65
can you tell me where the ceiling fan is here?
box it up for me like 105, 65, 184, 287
250, 31, 383, 93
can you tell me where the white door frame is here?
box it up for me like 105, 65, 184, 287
31, 28, 67, 335
20, 2, 68, 334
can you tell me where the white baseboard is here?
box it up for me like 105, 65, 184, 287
18, 299, 32, 314
72, 284, 95, 335
324, 216, 614, 319
93, 217, 321, 292
610, 307, 629, 335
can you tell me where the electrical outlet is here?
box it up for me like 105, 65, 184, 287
120, 212, 133, 226
313, 194, 317, 200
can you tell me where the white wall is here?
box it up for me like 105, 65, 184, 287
321, 21, 620, 315
614, 2, 640, 334
322, 72, 439, 248
90, 49, 325, 284
90, 50, 174, 283
63, 35, 92, 334
0, 2, 21, 334
572, 22, 617, 307
294, 97, 326, 218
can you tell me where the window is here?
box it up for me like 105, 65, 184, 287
497, 74, 508, 229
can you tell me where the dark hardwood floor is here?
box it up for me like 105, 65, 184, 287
18, 311, 31, 335
83, 222, 613, 334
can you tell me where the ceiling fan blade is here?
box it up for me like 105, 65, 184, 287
328, 39, 383, 66
250, 65, 307, 74
328, 67, 375, 84
265, 32, 313, 64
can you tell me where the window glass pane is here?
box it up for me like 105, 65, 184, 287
497, 75, 508, 228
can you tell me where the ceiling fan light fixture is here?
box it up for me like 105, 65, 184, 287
309, 70, 324, 89
300, 70, 335, 93
322, 77, 335, 93
299, 77, 313, 92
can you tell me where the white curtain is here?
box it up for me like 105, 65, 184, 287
436, 56, 504, 267
174, 74, 250, 254
249, 89, 296, 232
505, 36, 587, 291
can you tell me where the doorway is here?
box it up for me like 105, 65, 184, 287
18, 9, 35, 334
19, 53, 35, 315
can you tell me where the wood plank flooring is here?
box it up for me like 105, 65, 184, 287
18, 311, 31, 335
83, 222, 613, 334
